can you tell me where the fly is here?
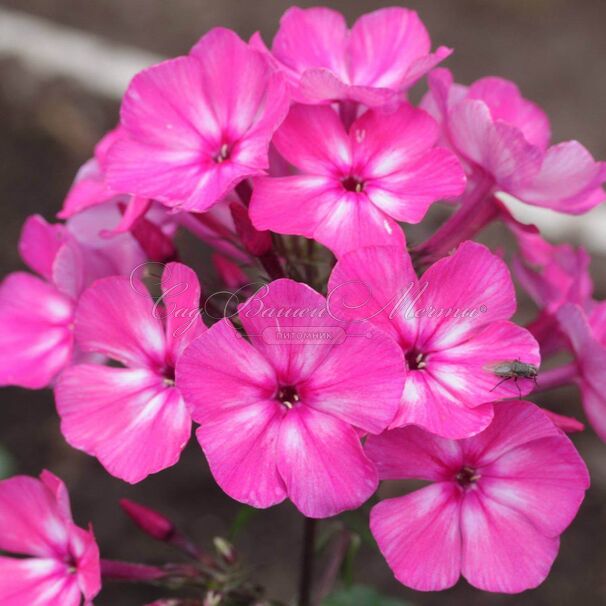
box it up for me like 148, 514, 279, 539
487, 359, 539, 397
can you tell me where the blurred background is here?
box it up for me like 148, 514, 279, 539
0, 1, 605, 604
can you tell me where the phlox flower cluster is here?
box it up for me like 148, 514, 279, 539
1, 5, 604, 603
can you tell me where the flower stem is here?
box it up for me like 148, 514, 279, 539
100, 559, 169, 582
298, 517, 317, 606
534, 363, 578, 393
413, 173, 496, 266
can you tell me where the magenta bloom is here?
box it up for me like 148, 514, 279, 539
366, 401, 589, 593
0, 471, 100, 605
250, 103, 465, 257
556, 303, 606, 441
423, 69, 606, 213
328, 242, 540, 438
251, 6, 451, 106
176, 279, 405, 518
106, 28, 289, 213
55, 262, 205, 483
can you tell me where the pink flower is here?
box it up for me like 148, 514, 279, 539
106, 28, 289, 213
250, 103, 465, 257
366, 401, 589, 593
54, 262, 205, 483
423, 69, 606, 213
60, 128, 178, 263
556, 303, 606, 441
507, 217, 593, 314
0, 214, 101, 389
0, 470, 100, 605
328, 241, 540, 438
176, 279, 405, 518
251, 6, 451, 106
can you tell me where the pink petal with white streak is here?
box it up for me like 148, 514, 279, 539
365, 426, 463, 482
392, 369, 495, 438
272, 104, 351, 174
511, 141, 606, 213
348, 8, 432, 89
0, 273, 73, 388
370, 483, 462, 591
272, 7, 349, 78
176, 320, 286, 508
416, 241, 517, 351
55, 365, 190, 483
0, 475, 70, 558
74, 276, 166, 370
0, 557, 81, 606
18, 215, 66, 281
277, 406, 377, 518
301, 323, 404, 433
460, 487, 559, 593
428, 320, 540, 402
160, 262, 205, 364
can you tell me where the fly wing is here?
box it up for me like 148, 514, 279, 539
484, 361, 513, 376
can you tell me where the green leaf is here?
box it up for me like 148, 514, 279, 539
323, 585, 411, 606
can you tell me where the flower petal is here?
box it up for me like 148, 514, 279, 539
365, 426, 463, 482
176, 320, 286, 508
18, 215, 66, 282
460, 487, 559, 593
467, 77, 551, 150
392, 369, 495, 439
416, 241, 517, 351
237, 279, 340, 385
0, 476, 70, 558
74, 276, 166, 370
0, 273, 73, 388
55, 365, 190, 483
460, 400, 568, 467
480, 435, 588, 536
0, 557, 81, 606
327, 245, 417, 343
272, 103, 351, 174
428, 320, 540, 403
277, 406, 377, 518
160, 262, 205, 364
511, 141, 606, 213
301, 323, 404, 434
272, 7, 349, 78
370, 483, 462, 591
348, 8, 432, 89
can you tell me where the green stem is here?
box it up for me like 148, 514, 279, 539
298, 517, 317, 606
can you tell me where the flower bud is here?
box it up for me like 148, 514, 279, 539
120, 499, 175, 542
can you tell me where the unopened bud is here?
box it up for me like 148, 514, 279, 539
229, 202, 272, 256
213, 537, 237, 565
203, 591, 222, 606
120, 499, 175, 542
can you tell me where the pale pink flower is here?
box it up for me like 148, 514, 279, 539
505, 215, 593, 356
328, 242, 540, 438
423, 68, 606, 213
556, 303, 606, 441
106, 28, 289, 213
60, 128, 178, 263
508, 217, 593, 314
0, 213, 117, 389
366, 401, 589, 593
0, 470, 100, 605
176, 279, 405, 518
54, 262, 205, 483
251, 6, 451, 106
250, 103, 465, 257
